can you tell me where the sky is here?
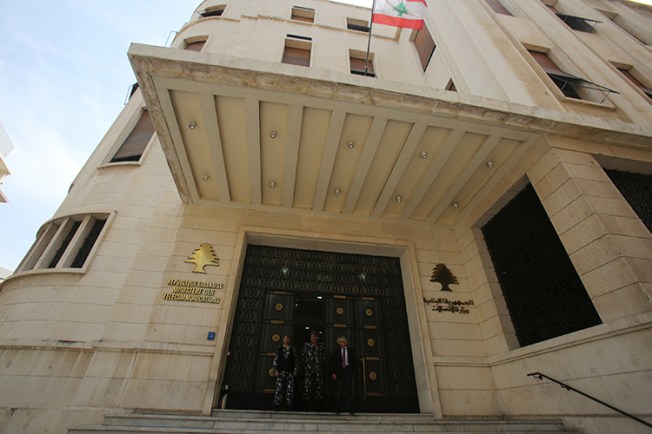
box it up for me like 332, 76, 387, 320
0, 0, 648, 274
0, 0, 371, 274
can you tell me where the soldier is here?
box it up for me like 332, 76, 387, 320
272, 335, 298, 410
302, 330, 325, 411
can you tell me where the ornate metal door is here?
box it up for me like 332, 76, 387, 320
324, 296, 387, 407
255, 292, 295, 393
222, 245, 419, 412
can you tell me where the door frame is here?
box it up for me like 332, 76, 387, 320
205, 228, 441, 416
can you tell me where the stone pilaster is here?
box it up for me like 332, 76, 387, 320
528, 145, 652, 322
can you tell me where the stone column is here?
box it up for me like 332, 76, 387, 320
527, 145, 652, 322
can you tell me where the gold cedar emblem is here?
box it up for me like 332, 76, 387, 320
367, 338, 376, 347
365, 308, 373, 317
185, 243, 220, 273
272, 333, 281, 343
336, 307, 344, 315
369, 371, 378, 381
275, 303, 284, 312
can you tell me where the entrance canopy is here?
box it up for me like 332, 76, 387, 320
128, 44, 643, 226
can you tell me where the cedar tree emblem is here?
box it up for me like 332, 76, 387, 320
430, 263, 458, 292
185, 243, 220, 273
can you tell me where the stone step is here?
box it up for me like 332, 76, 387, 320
69, 410, 580, 434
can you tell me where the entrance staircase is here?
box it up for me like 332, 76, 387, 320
69, 409, 580, 433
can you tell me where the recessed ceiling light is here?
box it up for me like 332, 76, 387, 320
347, 141, 355, 149
452, 202, 459, 209
333, 188, 341, 196
269, 180, 277, 188
270, 130, 278, 138
188, 121, 198, 129
419, 151, 428, 159
395, 195, 402, 203
486, 160, 495, 168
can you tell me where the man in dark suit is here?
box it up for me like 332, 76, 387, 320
331, 336, 356, 414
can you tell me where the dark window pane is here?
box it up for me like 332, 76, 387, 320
605, 170, 652, 233
282, 46, 311, 67
48, 221, 81, 268
110, 110, 154, 163
350, 56, 375, 76
71, 218, 107, 268
482, 184, 601, 347
414, 26, 436, 71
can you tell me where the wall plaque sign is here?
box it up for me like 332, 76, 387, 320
163, 278, 224, 304
423, 297, 473, 314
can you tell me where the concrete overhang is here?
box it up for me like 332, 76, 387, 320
128, 43, 652, 226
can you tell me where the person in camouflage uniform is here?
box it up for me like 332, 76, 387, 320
273, 335, 297, 410
302, 330, 325, 411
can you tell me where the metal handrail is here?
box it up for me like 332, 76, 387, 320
527, 372, 652, 428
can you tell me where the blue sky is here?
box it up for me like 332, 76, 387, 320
0, 0, 648, 273
0, 2, 196, 272
0, 1, 371, 273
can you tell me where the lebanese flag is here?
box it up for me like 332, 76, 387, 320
372, 0, 427, 30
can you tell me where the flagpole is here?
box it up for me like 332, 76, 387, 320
364, 0, 376, 76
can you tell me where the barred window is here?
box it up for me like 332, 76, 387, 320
17, 213, 110, 273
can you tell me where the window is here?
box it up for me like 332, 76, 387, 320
350, 50, 375, 77
556, 14, 599, 32
199, 5, 225, 17
124, 82, 139, 105
528, 49, 619, 102
545, 3, 600, 32
605, 169, 652, 233
282, 36, 312, 67
482, 184, 601, 347
485, 0, 512, 16
347, 17, 370, 32
609, 15, 651, 45
110, 109, 154, 163
291, 6, 315, 23
185, 38, 207, 52
446, 79, 457, 92
413, 25, 436, 71
17, 214, 110, 273
528, 50, 582, 98
615, 65, 652, 100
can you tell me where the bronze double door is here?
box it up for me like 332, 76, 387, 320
223, 245, 419, 413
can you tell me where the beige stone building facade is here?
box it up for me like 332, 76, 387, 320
0, 0, 651, 433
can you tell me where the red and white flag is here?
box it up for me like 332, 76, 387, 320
372, 0, 427, 30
